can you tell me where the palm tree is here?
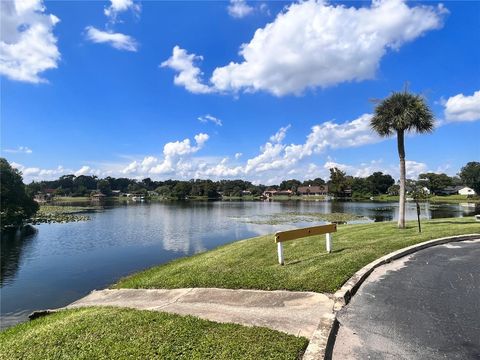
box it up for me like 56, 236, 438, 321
370, 90, 434, 229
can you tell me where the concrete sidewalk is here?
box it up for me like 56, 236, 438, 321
63, 288, 333, 339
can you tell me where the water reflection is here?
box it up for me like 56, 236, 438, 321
1, 226, 37, 286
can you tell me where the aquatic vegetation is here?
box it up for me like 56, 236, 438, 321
231, 212, 369, 225
29, 206, 101, 224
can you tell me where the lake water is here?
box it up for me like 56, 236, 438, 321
1, 200, 479, 329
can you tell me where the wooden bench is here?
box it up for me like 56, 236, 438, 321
274, 223, 337, 265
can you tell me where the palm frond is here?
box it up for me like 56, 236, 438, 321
370, 90, 435, 136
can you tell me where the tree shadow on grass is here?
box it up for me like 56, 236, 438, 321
427, 221, 478, 225
285, 248, 346, 265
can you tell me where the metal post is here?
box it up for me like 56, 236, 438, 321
277, 242, 284, 265
416, 201, 421, 233
326, 233, 332, 253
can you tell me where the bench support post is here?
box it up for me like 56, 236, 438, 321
277, 242, 284, 265
326, 233, 332, 253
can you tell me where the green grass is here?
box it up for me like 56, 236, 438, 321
372, 194, 480, 203
116, 217, 480, 293
0, 307, 307, 360
428, 195, 480, 203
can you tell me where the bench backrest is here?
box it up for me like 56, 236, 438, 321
274, 223, 337, 243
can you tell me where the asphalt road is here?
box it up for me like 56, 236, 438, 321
333, 239, 480, 360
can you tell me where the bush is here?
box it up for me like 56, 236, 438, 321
0, 158, 39, 230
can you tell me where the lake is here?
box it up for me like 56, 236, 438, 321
1, 200, 478, 329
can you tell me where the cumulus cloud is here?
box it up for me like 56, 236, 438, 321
324, 159, 387, 178
216, 113, 380, 176
323, 159, 428, 180
0, 0, 60, 83
198, 114, 223, 126
3, 146, 32, 154
122, 133, 210, 176
443, 90, 480, 122
164, 0, 446, 96
161, 46, 213, 94
74, 165, 93, 176
104, 0, 140, 23
228, 0, 254, 18
269, 125, 290, 143
405, 160, 428, 179
12, 162, 68, 182
9, 119, 434, 183
85, 26, 138, 52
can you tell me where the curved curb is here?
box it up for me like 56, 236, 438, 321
302, 233, 480, 360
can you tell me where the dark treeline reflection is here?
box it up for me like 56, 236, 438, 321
1, 226, 37, 286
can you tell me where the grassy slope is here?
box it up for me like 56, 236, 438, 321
116, 217, 480, 293
0, 307, 307, 360
372, 194, 480, 203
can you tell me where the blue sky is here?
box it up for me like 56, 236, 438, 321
1, 0, 479, 184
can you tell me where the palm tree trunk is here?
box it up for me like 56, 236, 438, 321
397, 130, 406, 229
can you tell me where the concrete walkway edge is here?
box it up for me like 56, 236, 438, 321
302, 233, 480, 360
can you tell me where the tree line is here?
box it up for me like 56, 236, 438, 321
22, 162, 480, 200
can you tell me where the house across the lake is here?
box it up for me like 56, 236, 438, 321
458, 186, 476, 196
438, 185, 476, 196
262, 189, 293, 198
297, 185, 329, 196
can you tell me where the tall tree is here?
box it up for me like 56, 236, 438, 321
371, 90, 434, 228
418, 172, 453, 194
328, 168, 350, 197
0, 158, 39, 230
459, 162, 480, 194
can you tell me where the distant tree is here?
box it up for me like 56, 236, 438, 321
387, 184, 400, 196
367, 172, 395, 195
459, 162, 480, 195
328, 168, 350, 197
279, 179, 302, 191
371, 89, 434, 228
172, 182, 192, 200
141, 178, 154, 191
418, 173, 453, 194
302, 178, 326, 186
74, 175, 98, 192
351, 177, 372, 198
57, 175, 75, 195
97, 179, 112, 196
0, 158, 39, 230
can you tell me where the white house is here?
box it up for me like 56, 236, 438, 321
458, 186, 476, 196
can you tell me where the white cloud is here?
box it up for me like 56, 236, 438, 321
122, 133, 210, 176
104, 0, 140, 23
74, 165, 92, 176
85, 26, 138, 52
443, 90, 480, 122
212, 0, 446, 96
198, 114, 223, 126
215, 113, 380, 176
161, 46, 213, 94
269, 125, 290, 143
234, 152, 243, 160
165, 0, 445, 96
3, 146, 32, 154
11, 162, 68, 182
322, 159, 428, 180
405, 160, 428, 179
0, 0, 60, 83
228, 0, 254, 19
324, 159, 386, 178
